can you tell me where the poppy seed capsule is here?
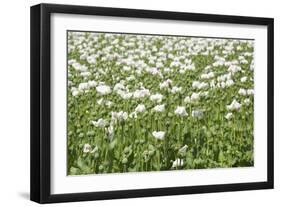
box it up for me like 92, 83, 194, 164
98, 165, 104, 171
94, 153, 99, 159
122, 157, 128, 164
124, 147, 131, 154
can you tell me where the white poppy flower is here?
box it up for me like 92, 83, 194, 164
129, 111, 138, 119
72, 90, 79, 97
244, 52, 253, 57
88, 80, 97, 87
184, 96, 191, 103
118, 111, 128, 121
80, 71, 91, 77
156, 62, 164, 68
250, 62, 254, 71
111, 111, 128, 122
72, 62, 84, 71
244, 98, 251, 105
86, 56, 96, 64
133, 88, 150, 99
240, 76, 247, 83
164, 67, 171, 73
175, 106, 188, 117
105, 101, 113, 107
150, 93, 164, 103
247, 89, 254, 96
113, 83, 125, 91
220, 81, 226, 88
225, 112, 233, 120
122, 66, 131, 72
210, 80, 216, 88
200, 91, 209, 97
92, 118, 108, 128
208, 72, 215, 78
238, 88, 247, 96
126, 75, 135, 81
153, 104, 165, 112
147, 67, 162, 76
80, 53, 87, 60
78, 82, 89, 91
204, 65, 212, 71
192, 110, 204, 119
172, 158, 184, 168
96, 85, 111, 95
237, 45, 243, 51
120, 91, 133, 100
228, 65, 241, 74
193, 81, 209, 90
152, 131, 165, 140
83, 143, 92, 153
226, 99, 242, 111
212, 58, 225, 67
201, 72, 214, 80
217, 73, 232, 82
192, 81, 201, 89
68, 59, 76, 65
190, 92, 200, 102
135, 104, 146, 113
240, 59, 248, 64
201, 73, 209, 79
185, 64, 195, 71
171, 86, 182, 94
225, 79, 234, 87
170, 60, 181, 67
159, 79, 173, 90
179, 69, 186, 74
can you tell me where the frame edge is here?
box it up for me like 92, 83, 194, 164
30, 4, 42, 203
267, 18, 274, 189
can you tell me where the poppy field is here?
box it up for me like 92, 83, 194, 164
67, 31, 254, 175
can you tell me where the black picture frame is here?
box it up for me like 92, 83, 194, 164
30, 3, 274, 204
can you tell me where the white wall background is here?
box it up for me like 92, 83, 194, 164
0, 0, 279, 206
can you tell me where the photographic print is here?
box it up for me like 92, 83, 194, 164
67, 31, 254, 175
31, 4, 273, 203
